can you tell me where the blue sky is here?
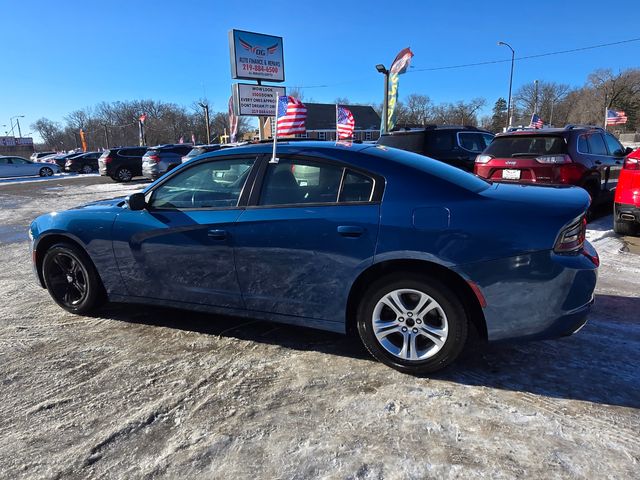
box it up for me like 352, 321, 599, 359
2, 0, 639, 139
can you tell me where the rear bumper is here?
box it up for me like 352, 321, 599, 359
142, 163, 162, 180
454, 241, 598, 342
615, 203, 640, 224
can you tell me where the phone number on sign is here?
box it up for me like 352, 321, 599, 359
242, 64, 279, 74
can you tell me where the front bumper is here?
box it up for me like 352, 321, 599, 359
454, 241, 598, 342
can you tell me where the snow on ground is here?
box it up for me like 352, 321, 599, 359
0, 178, 638, 479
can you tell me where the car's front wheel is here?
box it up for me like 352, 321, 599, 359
357, 274, 468, 374
39, 166, 54, 177
42, 243, 104, 314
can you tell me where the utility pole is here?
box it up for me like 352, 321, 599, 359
16, 118, 22, 138
497, 42, 515, 130
534, 80, 539, 114
198, 102, 211, 144
376, 64, 390, 135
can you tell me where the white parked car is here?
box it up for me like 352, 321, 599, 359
0, 156, 60, 177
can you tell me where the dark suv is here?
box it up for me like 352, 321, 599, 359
377, 125, 494, 171
474, 125, 631, 203
98, 146, 148, 182
141, 144, 193, 180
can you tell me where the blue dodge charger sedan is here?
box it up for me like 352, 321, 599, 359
29, 141, 598, 373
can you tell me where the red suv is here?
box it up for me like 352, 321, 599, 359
614, 148, 640, 235
474, 125, 632, 204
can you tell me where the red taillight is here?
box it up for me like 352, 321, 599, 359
103, 156, 113, 164
623, 157, 639, 170
555, 163, 584, 184
554, 216, 587, 254
147, 154, 160, 163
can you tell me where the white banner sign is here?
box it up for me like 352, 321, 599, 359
233, 83, 286, 116
229, 29, 285, 82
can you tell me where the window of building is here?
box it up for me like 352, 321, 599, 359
318, 132, 326, 140
365, 131, 372, 141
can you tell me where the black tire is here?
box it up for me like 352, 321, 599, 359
114, 167, 133, 182
81, 164, 93, 174
613, 205, 638, 235
357, 273, 468, 374
42, 243, 105, 314
39, 166, 54, 177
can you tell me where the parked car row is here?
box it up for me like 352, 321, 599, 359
378, 124, 639, 236
98, 144, 193, 182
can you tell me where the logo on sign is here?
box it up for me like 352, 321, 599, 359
239, 38, 278, 57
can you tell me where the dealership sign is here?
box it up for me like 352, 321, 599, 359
233, 83, 286, 116
229, 29, 285, 82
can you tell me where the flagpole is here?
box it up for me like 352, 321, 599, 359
271, 94, 279, 162
336, 104, 339, 141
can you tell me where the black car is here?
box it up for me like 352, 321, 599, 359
64, 152, 101, 173
181, 144, 222, 164
377, 125, 495, 171
98, 147, 148, 182
45, 152, 85, 169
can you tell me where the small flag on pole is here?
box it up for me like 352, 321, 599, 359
179, 136, 184, 144
276, 96, 307, 135
139, 114, 147, 123
191, 133, 196, 144
529, 113, 544, 129
336, 105, 355, 139
606, 109, 628, 125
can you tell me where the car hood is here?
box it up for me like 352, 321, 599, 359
71, 196, 128, 210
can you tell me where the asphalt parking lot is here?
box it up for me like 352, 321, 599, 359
0, 175, 638, 479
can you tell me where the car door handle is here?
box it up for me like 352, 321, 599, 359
207, 229, 227, 240
337, 226, 364, 237
595, 160, 602, 165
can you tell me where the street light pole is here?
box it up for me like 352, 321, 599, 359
198, 102, 211, 144
376, 64, 389, 135
497, 42, 515, 130
10, 115, 25, 137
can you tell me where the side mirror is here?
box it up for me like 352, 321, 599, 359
625, 146, 634, 155
127, 192, 147, 211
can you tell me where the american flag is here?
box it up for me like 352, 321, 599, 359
606, 109, 628, 125
276, 96, 307, 135
529, 113, 544, 129
336, 105, 355, 139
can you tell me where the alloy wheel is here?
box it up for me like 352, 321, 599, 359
81, 165, 93, 174
45, 252, 88, 308
372, 288, 449, 361
40, 167, 53, 177
117, 168, 132, 182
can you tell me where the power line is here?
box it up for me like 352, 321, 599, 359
410, 37, 640, 73
290, 37, 640, 89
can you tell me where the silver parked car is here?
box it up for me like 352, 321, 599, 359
0, 156, 60, 177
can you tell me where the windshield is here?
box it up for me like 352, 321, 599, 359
484, 135, 567, 158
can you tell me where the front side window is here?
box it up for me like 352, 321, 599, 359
11, 157, 28, 164
151, 157, 254, 209
604, 132, 625, 157
586, 133, 607, 156
260, 159, 343, 206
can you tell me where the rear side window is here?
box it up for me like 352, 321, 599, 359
339, 171, 374, 202
586, 133, 607, 155
377, 133, 425, 154
484, 135, 567, 157
430, 131, 455, 151
260, 159, 343, 206
578, 135, 589, 153
457, 132, 493, 153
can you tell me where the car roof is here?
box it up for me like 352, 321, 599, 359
387, 125, 493, 134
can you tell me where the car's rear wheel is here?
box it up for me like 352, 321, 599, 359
81, 164, 93, 174
39, 167, 54, 177
357, 274, 468, 374
114, 167, 133, 182
42, 243, 104, 314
